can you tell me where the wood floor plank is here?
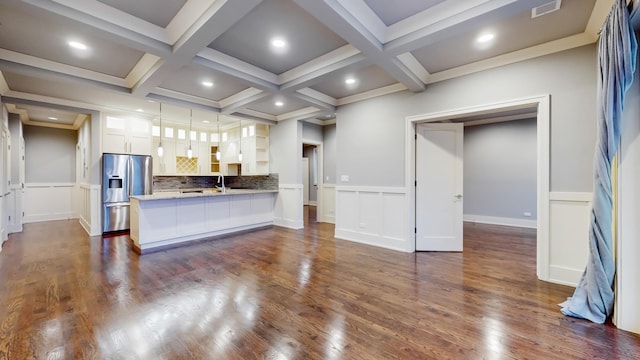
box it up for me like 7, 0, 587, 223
0, 209, 638, 359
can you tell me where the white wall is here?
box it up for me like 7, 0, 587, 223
463, 119, 537, 227
616, 31, 640, 333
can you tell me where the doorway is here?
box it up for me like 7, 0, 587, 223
301, 140, 323, 225
406, 95, 551, 279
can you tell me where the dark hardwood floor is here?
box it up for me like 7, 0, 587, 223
0, 207, 638, 359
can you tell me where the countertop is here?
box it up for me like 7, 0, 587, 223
132, 189, 278, 201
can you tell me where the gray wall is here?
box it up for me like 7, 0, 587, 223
323, 123, 336, 183
302, 121, 323, 142
269, 118, 301, 184
463, 119, 537, 219
336, 44, 597, 192
24, 125, 77, 183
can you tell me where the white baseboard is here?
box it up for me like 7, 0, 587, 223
335, 229, 410, 253
463, 214, 537, 229
549, 265, 581, 287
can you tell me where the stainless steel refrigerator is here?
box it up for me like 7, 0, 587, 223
102, 153, 152, 233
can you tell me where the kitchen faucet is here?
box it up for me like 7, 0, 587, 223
217, 174, 225, 193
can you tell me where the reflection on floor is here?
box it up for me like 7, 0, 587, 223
0, 218, 638, 358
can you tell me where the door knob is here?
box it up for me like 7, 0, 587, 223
454, 194, 463, 199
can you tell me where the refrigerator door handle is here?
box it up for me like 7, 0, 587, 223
127, 157, 133, 197
105, 202, 130, 207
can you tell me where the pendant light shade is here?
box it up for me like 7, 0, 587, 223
187, 109, 193, 159
238, 119, 243, 162
157, 102, 164, 157
216, 114, 221, 160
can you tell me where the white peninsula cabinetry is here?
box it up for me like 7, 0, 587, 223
130, 190, 276, 253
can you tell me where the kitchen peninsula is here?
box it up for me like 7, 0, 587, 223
130, 188, 277, 254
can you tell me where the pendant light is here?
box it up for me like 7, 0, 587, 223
215, 114, 221, 161
238, 119, 243, 162
187, 109, 193, 159
157, 102, 164, 157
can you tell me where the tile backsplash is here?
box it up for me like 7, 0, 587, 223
153, 174, 278, 191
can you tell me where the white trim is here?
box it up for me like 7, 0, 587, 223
274, 184, 304, 229
549, 192, 592, 202
406, 94, 551, 281
321, 183, 336, 223
335, 186, 408, 251
463, 215, 537, 229
302, 139, 324, 225
337, 83, 408, 106
308, 201, 317, 206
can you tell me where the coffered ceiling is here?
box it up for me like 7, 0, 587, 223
0, 0, 610, 127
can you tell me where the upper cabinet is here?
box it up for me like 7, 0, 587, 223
103, 116, 152, 155
151, 117, 269, 176
240, 124, 269, 176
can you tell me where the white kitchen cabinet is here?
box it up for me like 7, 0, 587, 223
152, 137, 176, 175
240, 124, 269, 175
103, 116, 152, 155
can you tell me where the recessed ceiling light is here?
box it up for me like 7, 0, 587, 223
271, 38, 287, 48
202, 120, 210, 124
275, 101, 284, 107
47, 116, 58, 120
68, 41, 88, 50
202, 81, 214, 87
136, 108, 144, 112
345, 78, 356, 85
476, 33, 495, 43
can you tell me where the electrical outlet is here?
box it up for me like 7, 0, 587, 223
340, 175, 349, 182
523, 212, 532, 217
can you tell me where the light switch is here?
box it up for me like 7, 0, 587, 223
340, 175, 349, 182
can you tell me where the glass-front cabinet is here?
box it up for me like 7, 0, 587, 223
151, 114, 269, 176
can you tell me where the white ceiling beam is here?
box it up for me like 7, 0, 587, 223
23, 0, 171, 56
384, 0, 550, 57
337, 83, 407, 106
0, 59, 130, 94
151, 87, 221, 109
296, 88, 338, 107
131, 0, 262, 97
0, 71, 9, 95
427, 32, 595, 84
586, 0, 616, 37
294, 0, 425, 92
195, 49, 279, 91
276, 107, 326, 122
0, 49, 127, 88
289, 92, 335, 112
279, 55, 367, 92
220, 92, 270, 115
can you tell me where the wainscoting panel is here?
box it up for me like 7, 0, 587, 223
24, 183, 75, 223
321, 184, 335, 224
548, 192, 592, 286
274, 184, 303, 229
335, 186, 408, 252
77, 184, 102, 236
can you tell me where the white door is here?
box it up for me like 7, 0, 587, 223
416, 123, 464, 251
302, 157, 309, 205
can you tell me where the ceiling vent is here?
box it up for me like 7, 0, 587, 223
531, 0, 561, 18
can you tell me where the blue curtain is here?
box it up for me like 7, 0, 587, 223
560, 0, 637, 323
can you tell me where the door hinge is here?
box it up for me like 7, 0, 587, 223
414, 180, 417, 187
414, 133, 417, 140
8, 215, 10, 221
414, 227, 417, 234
